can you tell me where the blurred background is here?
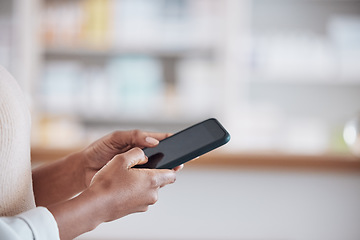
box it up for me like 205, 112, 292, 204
1, 0, 360, 239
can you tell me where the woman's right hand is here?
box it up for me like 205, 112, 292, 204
48, 147, 180, 240
85, 147, 178, 222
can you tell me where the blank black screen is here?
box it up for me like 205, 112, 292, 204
139, 119, 228, 169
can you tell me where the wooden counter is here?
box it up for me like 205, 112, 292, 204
31, 146, 360, 172
187, 151, 360, 172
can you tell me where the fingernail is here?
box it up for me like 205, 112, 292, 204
145, 136, 159, 145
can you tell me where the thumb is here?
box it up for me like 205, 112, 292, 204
122, 147, 148, 169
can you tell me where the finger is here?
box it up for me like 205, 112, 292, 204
153, 170, 177, 188
120, 147, 148, 169
143, 132, 172, 141
141, 131, 171, 147
173, 164, 184, 172
144, 136, 159, 146
110, 130, 171, 149
129, 131, 170, 147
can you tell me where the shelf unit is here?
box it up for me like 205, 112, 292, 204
247, 0, 360, 152
30, 0, 250, 148
2, 0, 360, 154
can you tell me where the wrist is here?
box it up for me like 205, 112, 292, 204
76, 149, 90, 188
48, 188, 105, 239
77, 188, 108, 227
84, 182, 117, 223
64, 150, 88, 190
33, 150, 88, 206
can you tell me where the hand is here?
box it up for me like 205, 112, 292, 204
81, 130, 171, 187
87, 147, 178, 222
48, 147, 181, 240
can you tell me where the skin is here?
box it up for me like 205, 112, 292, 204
32, 130, 182, 240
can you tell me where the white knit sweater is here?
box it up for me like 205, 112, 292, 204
0, 65, 36, 216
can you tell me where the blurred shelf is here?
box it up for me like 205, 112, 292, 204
80, 116, 200, 132
31, 146, 360, 172
250, 77, 360, 86
43, 46, 214, 59
253, 0, 360, 3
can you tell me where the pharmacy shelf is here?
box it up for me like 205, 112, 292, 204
9, 0, 359, 156
43, 46, 214, 59
250, 77, 360, 86
80, 115, 204, 133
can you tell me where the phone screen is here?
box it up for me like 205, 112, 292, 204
136, 118, 230, 169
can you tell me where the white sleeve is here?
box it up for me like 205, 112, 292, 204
0, 207, 60, 240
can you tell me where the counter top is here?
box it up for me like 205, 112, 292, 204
31, 147, 360, 172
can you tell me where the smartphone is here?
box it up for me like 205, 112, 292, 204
134, 118, 230, 169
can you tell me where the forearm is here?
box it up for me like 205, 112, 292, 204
32, 151, 86, 206
46, 147, 178, 240
47, 189, 104, 240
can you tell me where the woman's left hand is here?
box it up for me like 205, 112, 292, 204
81, 130, 171, 187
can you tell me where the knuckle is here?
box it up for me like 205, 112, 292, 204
110, 130, 122, 139
149, 194, 158, 205
113, 153, 125, 161
139, 206, 149, 212
131, 129, 142, 138
131, 147, 144, 157
130, 129, 143, 146
149, 173, 159, 187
